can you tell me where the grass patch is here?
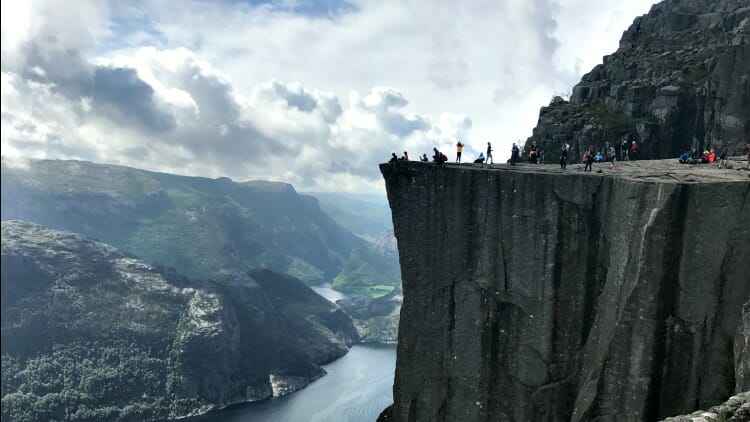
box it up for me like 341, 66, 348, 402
367, 285, 395, 298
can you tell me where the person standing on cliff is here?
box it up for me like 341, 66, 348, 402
621, 139, 629, 161
456, 141, 464, 163
486, 142, 494, 165
631, 140, 639, 161
510, 143, 520, 166
560, 145, 568, 169
584, 150, 595, 172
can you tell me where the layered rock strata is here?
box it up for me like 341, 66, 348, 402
380, 161, 749, 421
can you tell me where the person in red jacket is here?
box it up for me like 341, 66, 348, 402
707, 149, 716, 163
630, 140, 639, 161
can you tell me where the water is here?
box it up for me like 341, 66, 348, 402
310, 283, 348, 302
189, 344, 396, 422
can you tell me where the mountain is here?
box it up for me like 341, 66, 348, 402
1, 221, 359, 421
308, 192, 393, 242
527, 0, 749, 162
1, 159, 364, 284
333, 231, 401, 297
378, 159, 749, 421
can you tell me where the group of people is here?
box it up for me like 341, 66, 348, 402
678, 149, 716, 164
389, 141, 497, 166
388, 140, 750, 171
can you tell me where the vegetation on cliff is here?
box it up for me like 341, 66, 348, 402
1, 221, 359, 421
1, 159, 363, 284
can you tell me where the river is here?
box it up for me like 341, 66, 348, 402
188, 344, 396, 422
187, 284, 397, 422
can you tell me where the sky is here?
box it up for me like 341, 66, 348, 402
1, 0, 657, 193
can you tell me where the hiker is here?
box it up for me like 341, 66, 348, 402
420, 154, 429, 162
560, 145, 568, 170
630, 141, 639, 161
433, 148, 447, 166
474, 152, 485, 164
529, 144, 538, 163
594, 151, 603, 162
400, 151, 409, 161
621, 139, 630, 161
708, 149, 716, 163
389, 153, 398, 162
511, 143, 520, 166
584, 150, 594, 172
456, 141, 464, 163
486, 142, 494, 165
678, 151, 690, 164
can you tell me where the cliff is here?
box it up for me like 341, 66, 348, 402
379, 161, 749, 421
1, 221, 358, 421
527, 0, 749, 161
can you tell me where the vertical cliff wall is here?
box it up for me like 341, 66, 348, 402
380, 161, 749, 421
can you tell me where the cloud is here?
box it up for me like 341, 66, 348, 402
0, 0, 658, 192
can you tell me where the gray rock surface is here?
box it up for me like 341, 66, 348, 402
1, 221, 359, 421
661, 391, 750, 422
379, 160, 749, 421
527, 0, 749, 162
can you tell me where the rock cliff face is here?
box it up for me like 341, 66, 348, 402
1, 221, 358, 421
379, 161, 749, 421
527, 0, 749, 161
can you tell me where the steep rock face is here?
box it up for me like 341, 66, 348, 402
1, 221, 358, 421
380, 161, 749, 421
527, 0, 749, 161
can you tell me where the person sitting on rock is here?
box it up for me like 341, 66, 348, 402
679, 151, 690, 164
433, 148, 447, 166
400, 151, 409, 161
700, 149, 710, 163
389, 153, 398, 162
474, 152, 485, 164
630, 141, 639, 161
529, 145, 538, 163
594, 152, 603, 162
707, 149, 716, 163
420, 154, 429, 162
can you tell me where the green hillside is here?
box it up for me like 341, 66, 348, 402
1, 159, 363, 284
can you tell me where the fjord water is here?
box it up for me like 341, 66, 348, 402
187, 285, 396, 422
189, 343, 396, 422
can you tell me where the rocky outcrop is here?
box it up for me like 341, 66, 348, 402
661, 391, 750, 422
337, 286, 402, 343
1, 221, 359, 421
527, 0, 749, 162
379, 161, 749, 421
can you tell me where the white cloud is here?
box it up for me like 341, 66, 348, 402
0, 0, 657, 192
